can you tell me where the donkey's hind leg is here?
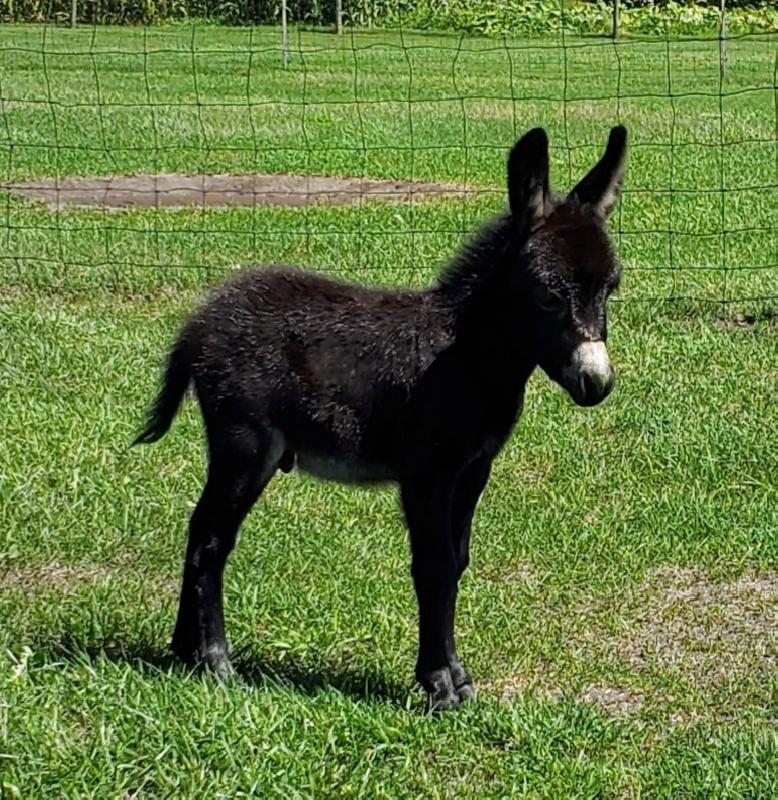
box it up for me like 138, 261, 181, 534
171, 424, 283, 677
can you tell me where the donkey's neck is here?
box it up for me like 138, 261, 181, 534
432, 213, 530, 347
426, 212, 537, 398
433, 213, 518, 305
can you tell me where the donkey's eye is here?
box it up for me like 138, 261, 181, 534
536, 288, 567, 315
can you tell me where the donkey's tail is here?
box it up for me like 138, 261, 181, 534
132, 339, 192, 445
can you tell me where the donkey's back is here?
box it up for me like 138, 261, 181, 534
136, 265, 453, 481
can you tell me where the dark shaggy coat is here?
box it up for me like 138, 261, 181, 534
135, 125, 627, 711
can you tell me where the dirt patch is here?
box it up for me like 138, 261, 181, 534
483, 568, 775, 720
578, 685, 645, 717
2, 562, 117, 594
714, 309, 778, 333
485, 673, 645, 718
588, 568, 777, 687
1, 173, 471, 210
715, 313, 757, 331
519, 464, 551, 485
483, 669, 564, 705
478, 562, 538, 589
1, 560, 177, 596
0, 283, 191, 305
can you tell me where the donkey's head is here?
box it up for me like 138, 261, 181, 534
508, 126, 627, 407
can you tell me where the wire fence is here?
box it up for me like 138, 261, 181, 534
0, 6, 775, 309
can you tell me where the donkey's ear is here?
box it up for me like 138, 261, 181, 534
507, 127, 551, 232
569, 125, 628, 219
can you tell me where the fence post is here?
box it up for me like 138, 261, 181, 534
612, 0, 620, 40
336, 0, 343, 35
719, 0, 727, 76
281, 0, 289, 70
71, 0, 77, 28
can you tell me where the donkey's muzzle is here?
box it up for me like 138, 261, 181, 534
564, 340, 615, 407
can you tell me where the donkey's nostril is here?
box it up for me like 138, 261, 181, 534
579, 367, 614, 402
581, 371, 598, 399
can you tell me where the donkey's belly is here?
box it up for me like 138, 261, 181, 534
294, 451, 396, 484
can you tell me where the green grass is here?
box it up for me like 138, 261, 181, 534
1, 23, 777, 799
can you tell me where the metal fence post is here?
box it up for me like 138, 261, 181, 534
281, 0, 289, 70
613, 0, 620, 40
71, 0, 77, 28
336, 0, 343, 35
719, 0, 728, 76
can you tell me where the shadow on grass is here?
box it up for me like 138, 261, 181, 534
40, 635, 411, 707
235, 649, 411, 707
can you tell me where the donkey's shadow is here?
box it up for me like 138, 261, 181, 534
43, 636, 410, 707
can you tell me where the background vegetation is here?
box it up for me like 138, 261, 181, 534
1, 0, 777, 34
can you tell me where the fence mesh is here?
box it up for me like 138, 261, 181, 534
0, 10, 775, 309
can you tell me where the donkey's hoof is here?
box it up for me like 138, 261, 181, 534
208, 658, 236, 680
422, 668, 461, 713
428, 687, 461, 713
455, 680, 477, 703
449, 660, 476, 703
203, 645, 236, 680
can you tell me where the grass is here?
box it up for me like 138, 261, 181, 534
1, 23, 777, 799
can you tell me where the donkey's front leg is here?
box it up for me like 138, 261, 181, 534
401, 474, 461, 712
447, 456, 493, 702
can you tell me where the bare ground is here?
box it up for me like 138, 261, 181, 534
486, 567, 776, 718
1, 173, 472, 210
592, 567, 777, 684
1, 560, 177, 597
2, 562, 118, 594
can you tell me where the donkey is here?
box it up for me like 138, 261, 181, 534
134, 126, 627, 711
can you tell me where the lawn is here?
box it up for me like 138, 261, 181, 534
1, 23, 776, 798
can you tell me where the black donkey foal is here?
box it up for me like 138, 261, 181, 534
135, 126, 627, 711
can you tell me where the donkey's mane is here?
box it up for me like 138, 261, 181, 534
434, 212, 517, 302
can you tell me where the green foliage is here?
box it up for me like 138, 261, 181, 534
0, 0, 200, 25
383, 1, 777, 37
1, 0, 776, 33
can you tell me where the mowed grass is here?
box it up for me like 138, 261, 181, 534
0, 24, 775, 303
1, 23, 777, 798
